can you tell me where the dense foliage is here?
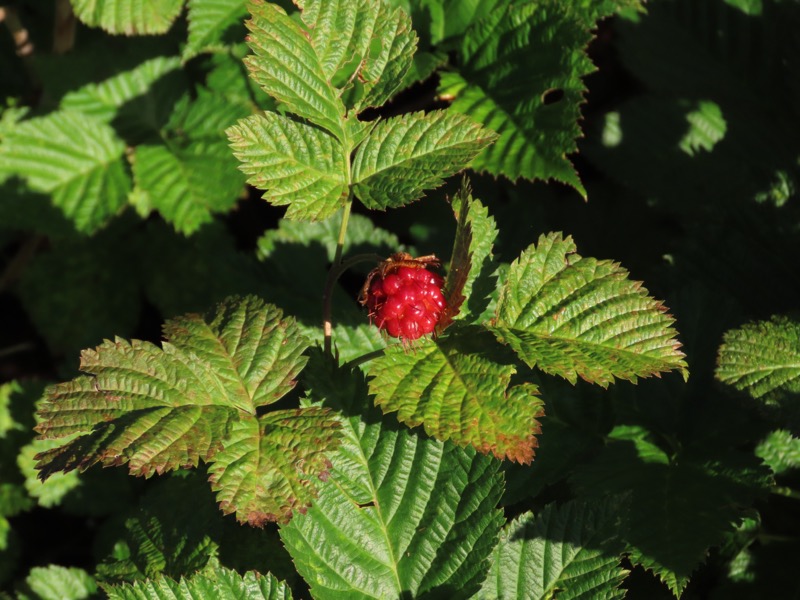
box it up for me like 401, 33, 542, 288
1, 0, 799, 598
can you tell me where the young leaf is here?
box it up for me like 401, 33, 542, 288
351, 110, 497, 210
0, 111, 131, 233
184, 0, 248, 59
227, 112, 348, 221
296, 0, 417, 111
716, 316, 800, 402
71, 0, 184, 35
441, 180, 500, 326
105, 565, 292, 600
438, 3, 594, 194
244, 0, 347, 140
282, 354, 505, 599
366, 328, 544, 463
492, 233, 688, 387
34, 296, 339, 525
477, 498, 628, 600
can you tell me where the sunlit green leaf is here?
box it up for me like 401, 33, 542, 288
492, 233, 688, 386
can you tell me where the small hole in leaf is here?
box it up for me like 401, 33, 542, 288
357, 501, 375, 509
542, 88, 564, 105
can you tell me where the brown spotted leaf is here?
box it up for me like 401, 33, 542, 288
35, 296, 339, 524
366, 327, 543, 463
208, 408, 340, 526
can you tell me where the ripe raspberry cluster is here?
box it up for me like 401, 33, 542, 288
363, 261, 447, 341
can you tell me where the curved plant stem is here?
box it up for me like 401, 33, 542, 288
322, 251, 381, 355
321, 194, 383, 355
344, 347, 388, 369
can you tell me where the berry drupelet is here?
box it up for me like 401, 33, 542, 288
361, 253, 447, 341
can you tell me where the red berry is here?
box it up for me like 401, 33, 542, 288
360, 255, 447, 342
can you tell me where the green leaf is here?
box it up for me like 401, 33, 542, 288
567, 0, 645, 25
244, 1, 346, 140
96, 474, 220, 583
227, 112, 347, 221
184, 0, 248, 58
140, 221, 270, 319
208, 408, 340, 526
21, 566, 97, 600
477, 499, 628, 600
571, 425, 771, 597
755, 430, 800, 476
429, 0, 511, 44
17, 222, 141, 354
716, 316, 800, 402
60, 56, 183, 125
18, 438, 81, 508
0, 111, 131, 233
130, 90, 250, 233
282, 354, 505, 599
35, 297, 339, 524
297, 0, 417, 111
71, 0, 184, 35
352, 110, 496, 210
438, 3, 594, 194
366, 328, 544, 463
105, 565, 292, 600
132, 142, 243, 235
492, 233, 688, 387
257, 212, 404, 265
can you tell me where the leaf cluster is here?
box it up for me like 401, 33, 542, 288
2, 0, 799, 598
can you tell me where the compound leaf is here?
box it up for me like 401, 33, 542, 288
71, 0, 184, 35
0, 110, 131, 233
477, 499, 627, 600
184, 0, 248, 58
352, 110, 496, 210
366, 328, 544, 463
21, 565, 97, 600
208, 408, 340, 526
492, 233, 688, 387
297, 0, 417, 111
34, 297, 338, 524
716, 316, 800, 402
227, 112, 348, 221
106, 565, 292, 600
439, 3, 594, 193
244, 0, 346, 141
281, 354, 504, 599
